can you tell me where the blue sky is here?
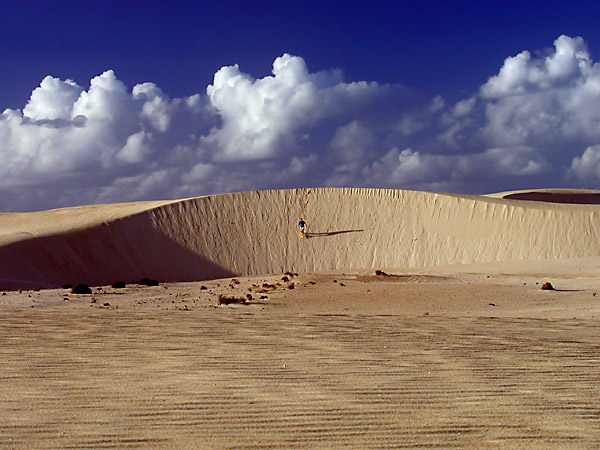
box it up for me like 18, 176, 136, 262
1, 1, 600, 211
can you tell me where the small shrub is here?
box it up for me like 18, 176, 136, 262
260, 295, 268, 300
62, 283, 73, 289
138, 278, 159, 286
218, 294, 247, 305
231, 279, 240, 284
200, 286, 208, 290
246, 293, 253, 301
111, 281, 126, 289
288, 283, 295, 290
284, 271, 294, 277
281, 276, 289, 282
72, 283, 92, 294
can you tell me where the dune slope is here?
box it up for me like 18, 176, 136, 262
2, 188, 600, 288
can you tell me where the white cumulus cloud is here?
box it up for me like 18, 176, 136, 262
3, 38, 600, 211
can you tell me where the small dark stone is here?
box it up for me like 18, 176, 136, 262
103, 303, 110, 307
541, 282, 555, 291
281, 276, 289, 282
200, 286, 208, 290
246, 293, 253, 301
288, 283, 295, 290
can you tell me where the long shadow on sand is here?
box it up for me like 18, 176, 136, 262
305, 229, 364, 238
0, 211, 237, 290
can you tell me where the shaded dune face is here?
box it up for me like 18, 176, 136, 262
502, 192, 600, 204
2, 188, 600, 289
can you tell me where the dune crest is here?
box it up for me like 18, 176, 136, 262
2, 188, 600, 288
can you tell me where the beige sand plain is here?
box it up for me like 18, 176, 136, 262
1, 188, 600, 448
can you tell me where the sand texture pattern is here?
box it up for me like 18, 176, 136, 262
2, 188, 600, 288
2, 188, 600, 448
1, 309, 599, 450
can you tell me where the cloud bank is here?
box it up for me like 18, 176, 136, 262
2, 36, 600, 211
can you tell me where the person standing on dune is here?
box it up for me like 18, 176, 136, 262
299, 218, 307, 235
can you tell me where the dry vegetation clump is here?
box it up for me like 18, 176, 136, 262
246, 293, 253, 301
72, 283, 92, 294
200, 286, 208, 290
218, 294, 247, 305
262, 283, 276, 289
231, 279, 240, 284
281, 276, 289, 282
111, 281, 126, 289
62, 283, 73, 289
541, 282, 555, 290
137, 278, 159, 287
288, 283, 295, 289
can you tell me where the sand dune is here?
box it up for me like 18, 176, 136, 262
2, 187, 600, 288
487, 188, 600, 204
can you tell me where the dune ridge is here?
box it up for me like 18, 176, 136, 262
2, 187, 600, 288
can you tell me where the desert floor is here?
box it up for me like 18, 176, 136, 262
1, 260, 600, 449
